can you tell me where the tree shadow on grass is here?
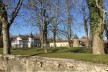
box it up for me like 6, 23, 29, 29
71, 48, 83, 53
70, 48, 92, 53
30, 53, 44, 56
104, 48, 108, 54
12, 48, 30, 50
36, 48, 43, 51
50, 49, 60, 53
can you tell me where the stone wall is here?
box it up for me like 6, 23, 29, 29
0, 54, 108, 72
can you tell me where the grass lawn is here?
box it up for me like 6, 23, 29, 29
0, 47, 108, 64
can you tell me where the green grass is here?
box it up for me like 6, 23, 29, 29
0, 47, 108, 64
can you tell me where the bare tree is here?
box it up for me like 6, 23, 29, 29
28, 0, 53, 53
0, 0, 22, 54
64, 0, 73, 48
51, 19, 57, 48
49, 0, 60, 48
80, 1, 89, 48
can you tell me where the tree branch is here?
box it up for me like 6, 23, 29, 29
95, 0, 106, 24
9, 0, 22, 26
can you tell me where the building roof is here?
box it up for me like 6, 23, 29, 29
18, 35, 28, 40
28, 33, 34, 38
10, 36, 16, 41
81, 36, 86, 39
73, 34, 79, 39
10, 34, 40, 41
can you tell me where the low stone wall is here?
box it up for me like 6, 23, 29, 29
0, 55, 108, 72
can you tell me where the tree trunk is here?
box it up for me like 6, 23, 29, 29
104, 23, 108, 40
68, 40, 71, 48
64, 0, 72, 48
87, 0, 105, 55
67, 23, 71, 48
51, 18, 57, 48
81, 3, 89, 48
2, 22, 10, 54
0, 21, 2, 37
84, 19, 89, 48
53, 31, 56, 48
40, 30, 44, 48
92, 18, 105, 55
43, 20, 47, 53
0, 5, 11, 54
0, 0, 22, 54
85, 25, 89, 48
68, 24, 71, 48
43, 9, 48, 53
44, 21, 47, 48
53, 25, 56, 48
86, 36, 89, 48
93, 33, 105, 55
89, 27, 93, 47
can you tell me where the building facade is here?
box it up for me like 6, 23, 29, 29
73, 35, 79, 47
11, 34, 41, 48
50, 41, 69, 47
11, 34, 90, 48
49, 35, 89, 48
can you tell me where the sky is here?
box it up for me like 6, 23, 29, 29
7, 0, 102, 39
10, 0, 39, 36
9, 0, 85, 38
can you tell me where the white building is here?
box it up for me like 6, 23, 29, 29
11, 34, 41, 48
49, 35, 89, 48
50, 41, 70, 47
11, 34, 89, 48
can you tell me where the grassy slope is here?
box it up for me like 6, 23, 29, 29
0, 47, 108, 64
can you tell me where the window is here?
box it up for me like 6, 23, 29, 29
60, 44, 62, 46
66, 44, 68, 46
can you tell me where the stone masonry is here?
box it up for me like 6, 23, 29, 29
0, 55, 108, 72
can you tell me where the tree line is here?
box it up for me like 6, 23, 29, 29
0, 0, 108, 55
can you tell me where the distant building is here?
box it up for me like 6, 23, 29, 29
11, 33, 41, 48
49, 35, 90, 48
10, 33, 91, 48
73, 34, 79, 47
80, 36, 88, 47
50, 40, 71, 47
